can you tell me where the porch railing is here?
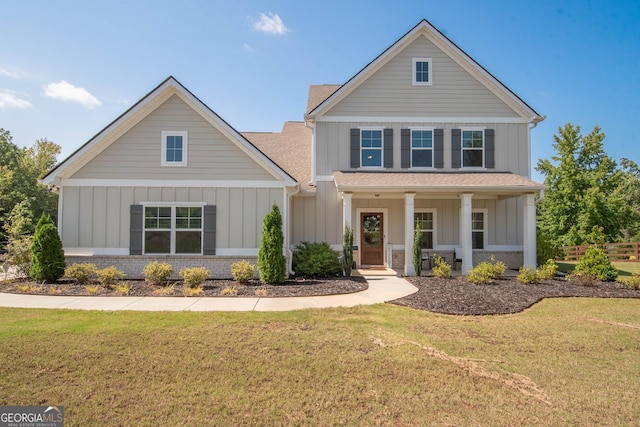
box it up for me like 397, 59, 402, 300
558, 242, 640, 262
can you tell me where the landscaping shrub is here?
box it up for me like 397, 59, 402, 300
342, 224, 354, 277
96, 266, 125, 287
293, 241, 342, 278
258, 203, 286, 284
183, 286, 203, 296
112, 282, 132, 295
84, 285, 101, 295
30, 214, 65, 282
574, 246, 618, 281
6, 236, 32, 277
179, 267, 209, 288
412, 222, 423, 276
64, 263, 97, 285
537, 259, 558, 281
231, 260, 256, 284
567, 271, 598, 287
143, 261, 173, 286
517, 266, 540, 284
466, 257, 506, 285
432, 256, 451, 279
221, 286, 238, 296
617, 274, 640, 290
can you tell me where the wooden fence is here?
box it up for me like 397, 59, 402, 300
558, 242, 640, 262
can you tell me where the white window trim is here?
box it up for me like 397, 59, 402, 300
471, 208, 488, 250
412, 58, 433, 86
358, 126, 385, 170
415, 208, 437, 250
161, 131, 188, 167
460, 127, 486, 170
409, 127, 435, 170
142, 203, 205, 255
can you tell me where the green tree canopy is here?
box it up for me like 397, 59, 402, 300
0, 129, 60, 242
536, 123, 637, 248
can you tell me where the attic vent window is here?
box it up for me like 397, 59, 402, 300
412, 58, 432, 86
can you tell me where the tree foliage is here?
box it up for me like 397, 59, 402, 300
536, 123, 638, 248
258, 203, 286, 284
0, 129, 60, 242
30, 214, 65, 282
412, 221, 423, 276
342, 224, 354, 277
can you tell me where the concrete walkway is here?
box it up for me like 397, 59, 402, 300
0, 270, 418, 312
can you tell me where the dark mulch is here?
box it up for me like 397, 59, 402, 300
393, 276, 640, 315
0, 276, 368, 298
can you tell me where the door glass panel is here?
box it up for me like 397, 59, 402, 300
362, 214, 382, 247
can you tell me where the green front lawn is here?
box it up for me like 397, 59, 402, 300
1, 300, 639, 425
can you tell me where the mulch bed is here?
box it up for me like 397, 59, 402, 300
0, 276, 368, 298
393, 276, 640, 315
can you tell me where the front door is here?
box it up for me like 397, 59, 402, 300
361, 212, 384, 265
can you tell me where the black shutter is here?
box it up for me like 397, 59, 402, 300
129, 205, 143, 255
384, 128, 393, 168
203, 205, 216, 255
451, 129, 461, 169
401, 129, 410, 168
485, 129, 495, 169
434, 128, 444, 168
350, 128, 360, 168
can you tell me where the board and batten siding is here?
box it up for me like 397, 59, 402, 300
61, 186, 284, 252
71, 95, 276, 181
315, 122, 530, 176
325, 35, 519, 118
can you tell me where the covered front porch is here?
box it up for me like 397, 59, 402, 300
335, 171, 545, 276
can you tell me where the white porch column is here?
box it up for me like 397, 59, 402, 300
404, 193, 416, 276
460, 193, 473, 274
342, 192, 352, 230
523, 193, 537, 268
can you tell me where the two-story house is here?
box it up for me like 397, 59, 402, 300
43, 19, 545, 277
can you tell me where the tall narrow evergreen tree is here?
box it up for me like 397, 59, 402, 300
30, 214, 65, 282
412, 221, 423, 276
258, 203, 286, 284
342, 224, 354, 277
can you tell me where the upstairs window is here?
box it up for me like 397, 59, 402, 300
412, 58, 432, 86
462, 129, 484, 168
411, 129, 433, 168
361, 129, 383, 167
161, 131, 188, 166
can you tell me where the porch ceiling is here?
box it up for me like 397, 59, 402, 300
333, 171, 546, 196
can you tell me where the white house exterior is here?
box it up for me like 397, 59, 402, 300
43, 19, 545, 278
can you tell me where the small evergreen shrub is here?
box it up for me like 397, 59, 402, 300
517, 266, 540, 284
231, 260, 256, 284
412, 222, 423, 276
537, 259, 558, 281
179, 267, 209, 288
96, 266, 125, 287
143, 261, 173, 286
64, 263, 97, 285
258, 203, 286, 284
292, 241, 342, 278
466, 257, 506, 285
574, 246, 618, 282
6, 236, 32, 277
432, 256, 451, 279
30, 214, 65, 282
342, 225, 354, 277
617, 274, 640, 290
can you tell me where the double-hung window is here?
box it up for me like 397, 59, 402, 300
161, 131, 188, 166
144, 205, 203, 254
462, 129, 484, 168
361, 129, 383, 167
414, 211, 435, 249
471, 210, 486, 250
411, 129, 433, 168
412, 58, 432, 86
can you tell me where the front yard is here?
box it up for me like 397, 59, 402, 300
1, 299, 639, 425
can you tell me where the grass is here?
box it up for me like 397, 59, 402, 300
1, 300, 639, 426
557, 261, 640, 276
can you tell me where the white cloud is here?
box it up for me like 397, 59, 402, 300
253, 12, 289, 35
43, 80, 101, 109
243, 42, 255, 52
0, 91, 33, 110
0, 68, 21, 79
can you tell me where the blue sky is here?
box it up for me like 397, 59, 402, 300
2, 0, 639, 182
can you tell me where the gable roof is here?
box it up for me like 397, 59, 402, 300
305, 19, 544, 123
306, 85, 341, 114
43, 76, 297, 186
243, 121, 314, 193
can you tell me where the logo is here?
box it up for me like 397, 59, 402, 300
0, 406, 64, 427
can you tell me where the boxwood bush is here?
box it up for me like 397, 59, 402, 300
292, 241, 342, 278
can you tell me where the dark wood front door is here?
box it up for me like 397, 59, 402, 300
361, 212, 383, 265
